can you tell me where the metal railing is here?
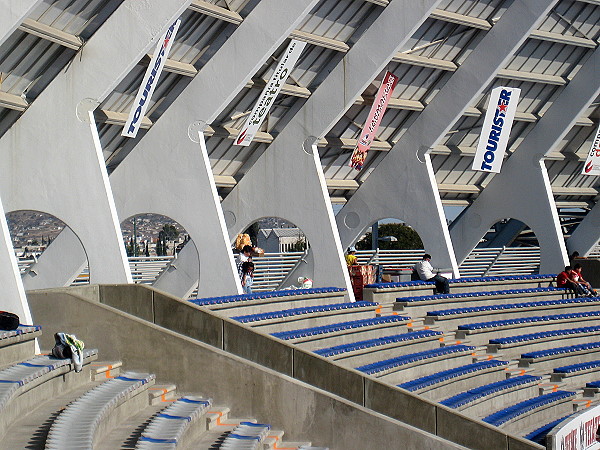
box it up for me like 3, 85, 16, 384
16, 247, 543, 291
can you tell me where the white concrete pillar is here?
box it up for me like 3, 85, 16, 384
451, 46, 600, 274
0, 196, 32, 325
109, 0, 320, 297
4, 0, 193, 287
567, 202, 600, 257
337, 0, 558, 276
0, 0, 42, 47
221, 0, 444, 295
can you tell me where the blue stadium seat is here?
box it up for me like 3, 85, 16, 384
524, 415, 573, 445
356, 345, 475, 375
483, 391, 575, 427
440, 375, 541, 408
232, 302, 377, 323
398, 360, 508, 392
271, 316, 410, 340
314, 329, 442, 357
190, 287, 346, 306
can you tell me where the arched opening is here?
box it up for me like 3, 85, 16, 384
6, 210, 89, 286
120, 214, 191, 286
478, 218, 539, 248
463, 218, 540, 277
348, 219, 425, 283
236, 217, 311, 291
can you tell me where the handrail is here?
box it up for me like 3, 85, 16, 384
16, 247, 543, 291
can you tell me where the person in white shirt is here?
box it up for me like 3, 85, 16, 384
413, 254, 450, 294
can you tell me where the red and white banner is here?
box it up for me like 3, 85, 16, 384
122, 19, 181, 138
582, 123, 600, 176
472, 86, 521, 173
236, 39, 306, 146
350, 71, 399, 170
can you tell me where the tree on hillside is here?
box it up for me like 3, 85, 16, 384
162, 224, 179, 241
356, 223, 423, 250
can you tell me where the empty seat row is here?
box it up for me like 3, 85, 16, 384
521, 341, 600, 360
136, 396, 212, 448
398, 360, 509, 393
483, 391, 575, 427
0, 350, 97, 409
402, 287, 563, 304
427, 297, 600, 318
356, 344, 475, 376
366, 274, 555, 290
314, 329, 442, 358
46, 371, 155, 449
190, 287, 345, 306
489, 325, 600, 346
457, 311, 600, 331
0, 325, 41, 343
219, 422, 271, 449
524, 414, 572, 445
440, 375, 542, 409
270, 315, 410, 341
232, 302, 377, 324
553, 359, 600, 375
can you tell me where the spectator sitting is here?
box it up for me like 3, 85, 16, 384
345, 246, 358, 267
573, 263, 597, 297
413, 254, 450, 294
557, 265, 587, 297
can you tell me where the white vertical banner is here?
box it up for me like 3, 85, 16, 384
235, 39, 307, 146
122, 19, 181, 138
472, 86, 521, 173
582, 123, 600, 176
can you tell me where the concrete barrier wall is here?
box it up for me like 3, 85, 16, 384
27, 289, 466, 450
27, 285, 543, 450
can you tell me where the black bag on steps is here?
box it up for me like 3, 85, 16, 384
0, 311, 20, 330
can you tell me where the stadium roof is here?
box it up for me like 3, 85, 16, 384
0, 0, 598, 209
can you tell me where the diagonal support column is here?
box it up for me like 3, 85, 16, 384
567, 201, 600, 257
103, 0, 321, 297
336, 0, 557, 276
0, 195, 32, 325
23, 0, 319, 296
1, 0, 193, 286
221, 0, 443, 295
0, 0, 42, 47
451, 46, 600, 273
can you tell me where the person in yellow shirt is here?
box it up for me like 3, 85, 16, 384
345, 246, 358, 266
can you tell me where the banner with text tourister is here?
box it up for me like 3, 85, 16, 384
472, 86, 521, 173
350, 71, 399, 171
122, 19, 181, 138
582, 123, 600, 176
235, 39, 307, 146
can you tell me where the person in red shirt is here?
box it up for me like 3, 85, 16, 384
557, 266, 586, 297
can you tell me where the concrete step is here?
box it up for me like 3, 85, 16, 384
206, 406, 231, 430
90, 360, 122, 381
147, 383, 177, 405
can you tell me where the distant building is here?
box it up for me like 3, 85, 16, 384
258, 228, 307, 253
